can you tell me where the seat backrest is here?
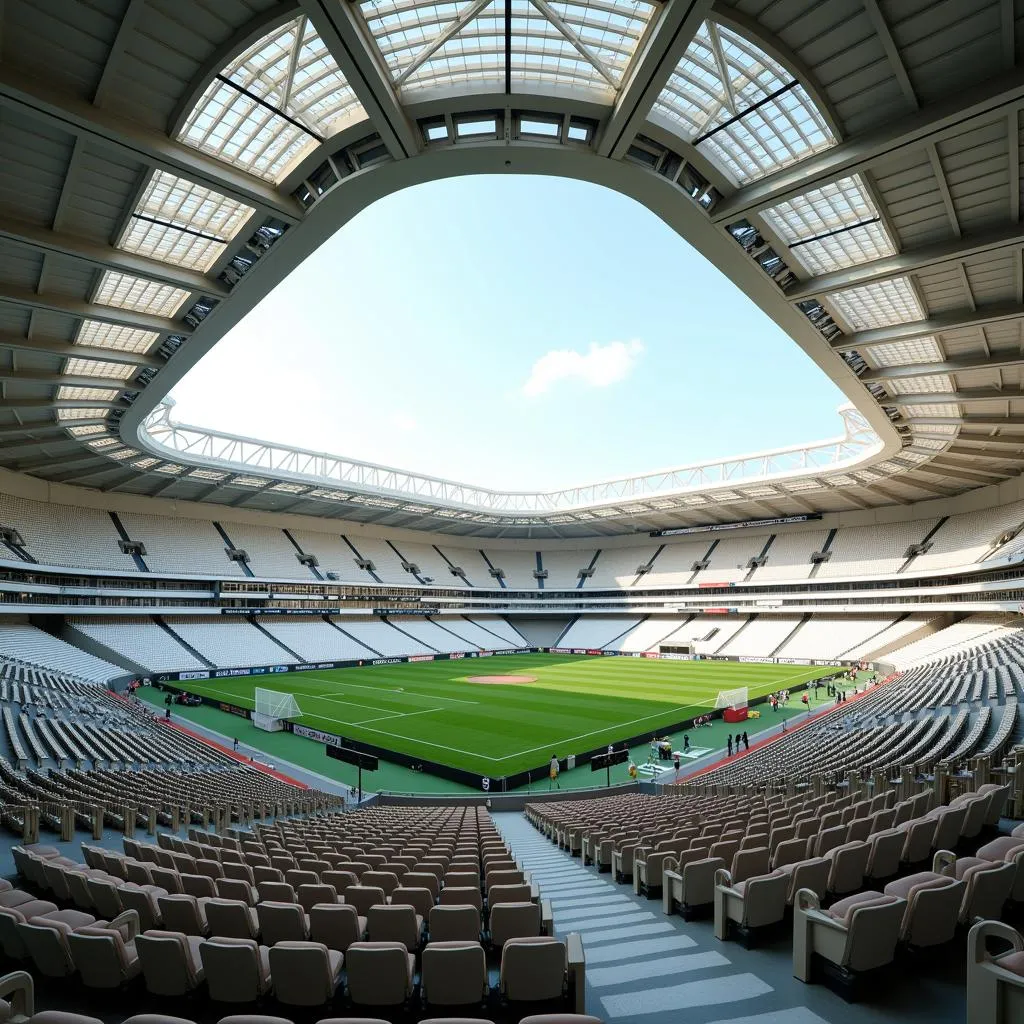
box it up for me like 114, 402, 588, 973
221, 862, 255, 884
268, 940, 338, 1005
151, 867, 182, 894
366, 904, 420, 950
490, 901, 541, 948
199, 937, 267, 1002
345, 885, 387, 916
286, 869, 320, 889
256, 901, 307, 946
772, 838, 808, 870
438, 886, 482, 911
345, 941, 413, 1006
67, 926, 133, 988
135, 930, 198, 995
489, 883, 531, 908
362, 871, 399, 897
322, 870, 358, 892
180, 873, 216, 899
297, 883, 337, 913
486, 869, 523, 890
157, 894, 205, 936
205, 898, 256, 940
309, 903, 363, 952
422, 939, 488, 1007
428, 904, 480, 943
730, 848, 769, 885
866, 830, 905, 880
391, 886, 433, 919
215, 877, 256, 905
500, 936, 566, 1003
19, 917, 77, 977
257, 880, 295, 904
85, 878, 123, 920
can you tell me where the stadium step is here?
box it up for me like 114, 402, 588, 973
108, 511, 149, 572
153, 616, 215, 669
248, 617, 304, 662
493, 813, 830, 1024
282, 528, 323, 580
578, 549, 601, 589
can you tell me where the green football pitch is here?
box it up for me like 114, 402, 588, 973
171, 654, 835, 779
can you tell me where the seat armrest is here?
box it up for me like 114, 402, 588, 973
0, 971, 33, 1023
715, 868, 734, 892
541, 899, 553, 936
567, 931, 585, 1015
110, 909, 140, 942
932, 849, 956, 874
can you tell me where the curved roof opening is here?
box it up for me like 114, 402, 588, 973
167, 173, 847, 491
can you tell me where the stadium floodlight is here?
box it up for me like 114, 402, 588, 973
253, 688, 301, 732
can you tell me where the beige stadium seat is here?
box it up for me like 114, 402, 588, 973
216, 877, 257, 905
0, 971, 34, 1024
345, 885, 388, 916
322, 869, 360, 893
256, 880, 295, 904
157, 894, 209, 937
488, 884, 532, 910
0, 901, 61, 959
978, 784, 1011, 827
205, 898, 260, 940
967, 920, 1024, 1024
824, 841, 870, 896
429, 905, 481, 943
865, 830, 905, 882
935, 851, 1017, 924
422, 940, 489, 1008
256, 901, 309, 944
500, 936, 567, 1005
135, 929, 205, 996
634, 849, 676, 899
366, 904, 422, 951
392, 886, 434, 920
439, 886, 482, 913
927, 805, 969, 854
268, 940, 343, 1006
18, 918, 85, 978
362, 871, 400, 898
490, 902, 543, 950
714, 866, 789, 943
181, 873, 217, 899
793, 889, 906, 993
663, 855, 726, 919
297, 883, 340, 913
199, 937, 272, 1002
345, 941, 416, 1006
778, 858, 830, 905
974, 837, 1024, 902
67, 919, 143, 989
309, 903, 366, 951
117, 885, 166, 933
883, 871, 963, 948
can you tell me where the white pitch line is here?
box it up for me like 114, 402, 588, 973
356, 707, 444, 725
314, 694, 405, 715
297, 673, 479, 705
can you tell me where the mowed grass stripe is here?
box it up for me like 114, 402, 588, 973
179, 655, 832, 775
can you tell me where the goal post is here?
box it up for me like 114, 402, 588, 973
253, 688, 302, 732
714, 686, 749, 723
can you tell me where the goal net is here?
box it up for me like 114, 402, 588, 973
253, 688, 302, 733
714, 686, 749, 711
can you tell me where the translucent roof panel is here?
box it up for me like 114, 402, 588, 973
762, 175, 897, 275
93, 271, 189, 318
828, 278, 924, 331
118, 171, 254, 272
178, 16, 366, 182
65, 358, 135, 380
865, 336, 943, 367
56, 387, 119, 402
885, 374, 953, 394
75, 321, 160, 355
652, 20, 835, 183
358, 0, 655, 96
57, 408, 106, 420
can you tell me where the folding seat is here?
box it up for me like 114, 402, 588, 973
714, 863, 789, 943
268, 940, 343, 1006
83, 878, 125, 922
793, 888, 906, 991
709, 839, 741, 866
199, 937, 272, 1002
63, 874, 98, 912
309, 902, 365, 952
488, 883, 532, 909
865, 830, 905, 883
882, 871, 963, 948
777, 858, 830, 906
180, 873, 217, 899
257, 880, 295, 904
157, 894, 209, 937
416, 861, 445, 883
253, 866, 284, 885
18, 915, 95, 977
67, 921, 142, 988
135, 929, 206, 995
422, 940, 489, 1009
824, 841, 870, 897
99, 851, 128, 879
297, 882, 340, 913
215, 877, 257, 905
845, 818, 871, 844
345, 885, 387, 916
169, 853, 196, 875
195, 858, 224, 881
898, 817, 937, 865
345, 941, 416, 1006
151, 867, 183, 894
970, 836, 1024, 902
403, 871, 440, 899
256, 900, 309, 944
118, 885, 166, 933
323, 869, 359, 893
977, 783, 1011, 827
892, 800, 915, 827
447, 871, 481, 892
391, 885, 434, 920
285, 868, 319, 890
966, 920, 1024, 1024
771, 838, 809, 870
40, 863, 75, 903
490, 901, 543, 950
439, 886, 482, 913
869, 808, 896, 835
222, 862, 256, 885
935, 852, 1016, 924
663, 854, 726, 920
928, 805, 969, 853
500, 936, 567, 1006
768, 825, 796, 855
810, 825, 847, 859
633, 848, 675, 900
123, 861, 154, 886
205, 898, 259, 940
361, 854, 387, 871
429, 904, 481, 943
366, 904, 422, 951
362, 870, 400, 898
0, 900, 59, 959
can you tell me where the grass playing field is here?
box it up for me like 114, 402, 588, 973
171, 654, 836, 779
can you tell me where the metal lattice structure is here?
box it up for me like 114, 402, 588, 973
2, 0, 1024, 536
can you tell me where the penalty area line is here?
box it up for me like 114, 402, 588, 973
297, 673, 479, 705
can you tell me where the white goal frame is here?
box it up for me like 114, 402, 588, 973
253, 688, 301, 732
714, 686, 749, 711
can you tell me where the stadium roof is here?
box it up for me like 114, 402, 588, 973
2, 0, 1024, 537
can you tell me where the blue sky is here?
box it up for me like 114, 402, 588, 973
170, 174, 846, 490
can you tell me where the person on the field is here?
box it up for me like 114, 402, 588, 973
727, 735, 733, 757
735, 732, 742, 752
549, 754, 560, 789
683, 734, 690, 753
742, 731, 749, 751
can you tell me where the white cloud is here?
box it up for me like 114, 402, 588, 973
522, 339, 645, 398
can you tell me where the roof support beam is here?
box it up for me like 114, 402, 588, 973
833, 300, 1024, 350
912, 414, 1024, 428
944, 443, 1024, 461
787, 221, 1024, 299
0, 369, 134, 391
16, 452, 112, 475
597, 0, 713, 159
953, 430, 1024, 447
0, 422, 103, 440
0, 63, 302, 223
861, 351, 1024, 381
862, 0, 918, 110
0, 216, 230, 298
0, 329, 163, 369
917, 459, 1005, 485
0, 282, 187, 336
711, 68, 1024, 223
1, 398, 130, 413
885, 387, 1024, 406
300, 0, 420, 160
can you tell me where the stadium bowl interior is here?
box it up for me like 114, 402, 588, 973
1, 0, 1024, 1022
